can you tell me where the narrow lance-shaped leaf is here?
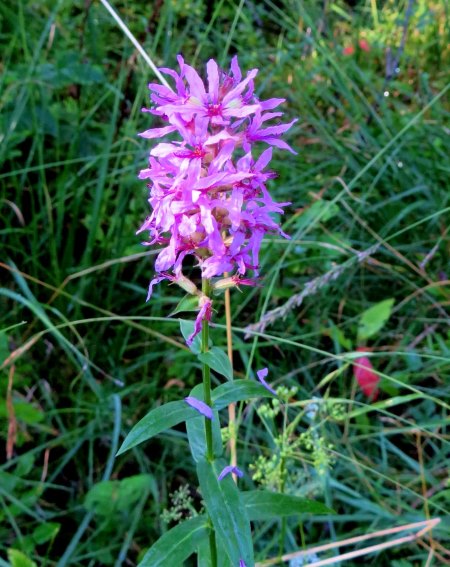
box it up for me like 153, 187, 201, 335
186, 384, 223, 462
170, 294, 200, 316
242, 491, 334, 520
138, 516, 209, 566
117, 401, 200, 456
198, 346, 233, 381
197, 458, 254, 566
212, 380, 275, 411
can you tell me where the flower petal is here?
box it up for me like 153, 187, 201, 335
218, 465, 244, 480
184, 396, 214, 420
187, 296, 213, 345
207, 59, 220, 101
256, 367, 277, 396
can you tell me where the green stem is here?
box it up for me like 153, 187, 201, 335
201, 278, 217, 566
209, 528, 218, 567
201, 279, 214, 462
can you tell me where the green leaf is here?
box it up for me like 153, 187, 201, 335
0, 330, 9, 366
84, 475, 154, 516
117, 401, 199, 455
212, 380, 275, 411
138, 516, 209, 566
357, 299, 395, 341
170, 294, 199, 316
186, 414, 223, 462
197, 458, 254, 566
186, 384, 223, 462
31, 522, 60, 544
0, 401, 44, 424
7, 549, 37, 567
324, 323, 352, 351
180, 320, 202, 354
198, 347, 233, 381
242, 491, 334, 520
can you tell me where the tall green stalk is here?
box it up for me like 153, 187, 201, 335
201, 279, 214, 462
201, 278, 217, 566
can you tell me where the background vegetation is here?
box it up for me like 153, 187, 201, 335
0, 0, 449, 565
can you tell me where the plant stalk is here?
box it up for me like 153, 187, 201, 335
201, 279, 217, 566
201, 279, 214, 462
224, 282, 238, 481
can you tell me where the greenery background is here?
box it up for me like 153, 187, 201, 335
0, 0, 449, 565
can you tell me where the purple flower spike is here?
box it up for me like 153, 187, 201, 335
184, 396, 214, 420
138, 56, 296, 307
239, 561, 247, 567
218, 465, 244, 481
257, 368, 277, 396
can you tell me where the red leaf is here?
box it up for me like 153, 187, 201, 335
353, 349, 379, 400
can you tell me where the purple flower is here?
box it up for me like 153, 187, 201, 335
256, 368, 277, 396
239, 561, 247, 567
218, 465, 244, 481
187, 296, 212, 346
138, 56, 296, 338
184, 396, 214, 420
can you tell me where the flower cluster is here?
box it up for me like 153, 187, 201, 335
138, 56, 296, 340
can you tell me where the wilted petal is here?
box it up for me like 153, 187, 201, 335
187, 296, 213, 345
257, 368, 277, 395
218, 465, 244, 480
146, 275, 168, 301
184, 396, 213, 420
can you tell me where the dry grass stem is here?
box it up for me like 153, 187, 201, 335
256, 518, 441, 566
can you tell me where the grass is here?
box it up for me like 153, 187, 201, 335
1, 0, 449, 565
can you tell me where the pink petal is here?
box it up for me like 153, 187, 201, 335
206, 59, 220, 101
